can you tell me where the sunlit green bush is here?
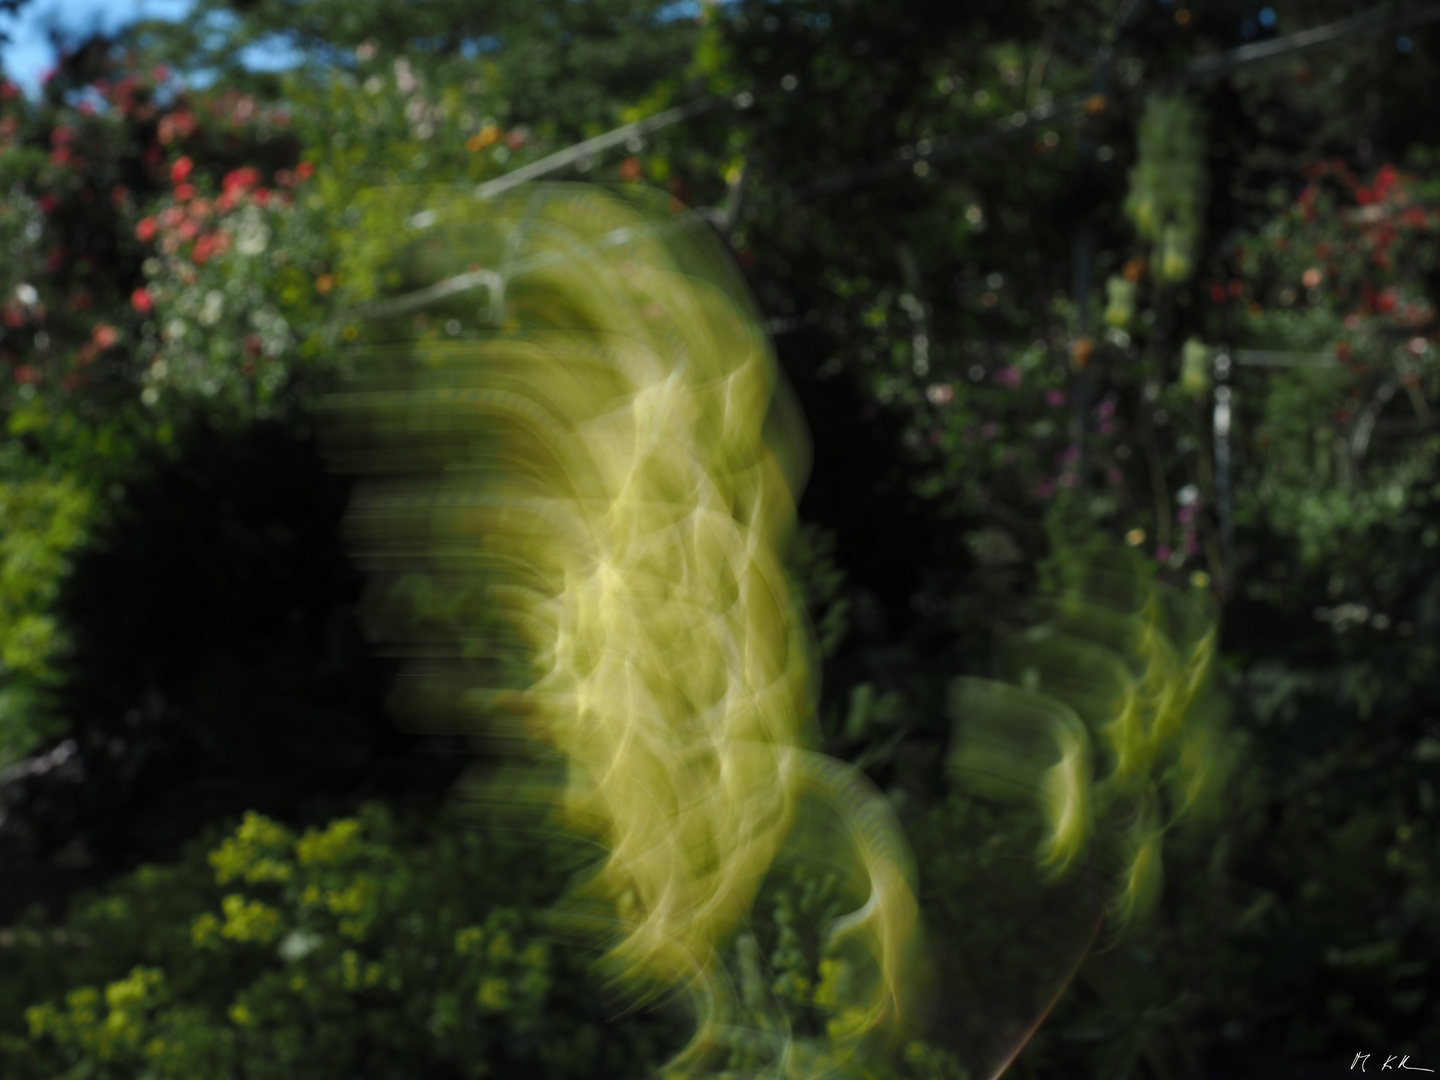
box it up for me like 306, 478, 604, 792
0, 802, 684, 1079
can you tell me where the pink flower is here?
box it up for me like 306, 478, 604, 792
131, 287, 154, 314
1046, 389, 1066, 408
170, 156, 194, 185
1155, 545, 1173, 562
993, 365, 1022, 390
135, 218, 157, 242
92, 324, 117, 348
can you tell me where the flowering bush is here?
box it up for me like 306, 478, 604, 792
0, 804, 682, 1079
0, 43, 558, 765
1226, 156, 1440, 564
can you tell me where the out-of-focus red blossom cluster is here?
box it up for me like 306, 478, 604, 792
1, 50, 316, 399
1217, 159, 1440, 323
157, 109, 198, 146
128, 157, 316, 293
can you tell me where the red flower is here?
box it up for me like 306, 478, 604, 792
192, 233, 215, 264
14, 365, 38, 385
3, 306, 24, 328
1210, 284, 1227, 304
131, 287, 154, 314
222, 167, 260, 197
295, 161, 314, 180
135, 217, 157, 242
1375, 163, 1399, 198
174, 183, 197, 201
170, 156, 194, 185
37, 195, 58, 215
252, 187, 271, 206
178, 220, 198, 241
92, 323, 117, 349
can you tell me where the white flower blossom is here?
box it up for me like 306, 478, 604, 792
199, 290, 225, 327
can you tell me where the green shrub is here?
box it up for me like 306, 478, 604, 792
0, 802, 685, 1079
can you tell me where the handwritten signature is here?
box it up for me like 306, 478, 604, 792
1353, 1053, 1434, 1072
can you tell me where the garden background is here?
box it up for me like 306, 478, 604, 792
0, 0, 1438, 1077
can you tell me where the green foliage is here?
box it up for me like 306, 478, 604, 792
0, 473, 89, 681
0, 804, 683, 1079
124, 0, 702, 140
7, 4, 1440, 1078
0, 473, 89, 765
1123, 96, 1206, 283
701, 863, 971, 1080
